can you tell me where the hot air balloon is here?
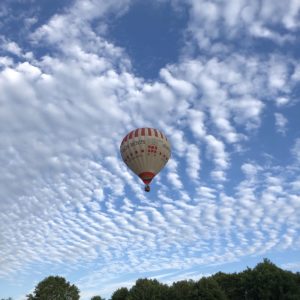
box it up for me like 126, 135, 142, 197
120, 128, 171, 192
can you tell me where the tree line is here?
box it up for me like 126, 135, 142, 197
2, 259, 300, 300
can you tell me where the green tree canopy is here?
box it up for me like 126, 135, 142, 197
193, 277, 228, 300
212, 272, 244, 299
169, 280, 195, 300
91, 296, 104, 300
26, 275, 80, 300
213, 258, 300, 300
111, 287, 129, 300
241, 258, 300, 300
127, 278, 169, 300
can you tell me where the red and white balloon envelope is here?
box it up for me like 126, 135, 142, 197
120, 128, 171, 192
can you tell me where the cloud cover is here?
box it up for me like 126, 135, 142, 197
0, 0, 300, 298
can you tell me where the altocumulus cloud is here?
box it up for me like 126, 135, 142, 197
0, 0, 300, 299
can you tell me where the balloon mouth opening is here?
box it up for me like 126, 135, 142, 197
139, 172, 155, 185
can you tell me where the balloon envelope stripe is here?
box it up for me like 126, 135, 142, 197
147, 128, 152, 136
123, 134, 129, 143
134, 128, 139, 137
141, 128, 145, 136
139, 172, 155, 185
129, 130, 134, 139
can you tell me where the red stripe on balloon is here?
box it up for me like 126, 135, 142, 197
141, 128, 145, 136
134, 128, 139, 137
148, 128, 152, 136
124, 134, 129, 143
154, 129, 158, 137
129, 131, 134, 139
139, 172, 155, 185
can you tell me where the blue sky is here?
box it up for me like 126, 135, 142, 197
0, 0, 300, 299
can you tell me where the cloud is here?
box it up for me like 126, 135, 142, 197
186, 144, 201, 181
275, 97, 290, 107
274, 113, 288, 135
166, 159, 183, 189
2, 40, 22, 56
205, 134, 229, 180
291, 138, 300, 163
241, 162, 261, 178
230, 97, 264, 129
187, 108, 206, 139
186, 0, 300, 50
0, 55, 13, 67
249, 22, 295, 44
196, 186, 216, 199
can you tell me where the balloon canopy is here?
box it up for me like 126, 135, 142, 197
120, 128, 171, 191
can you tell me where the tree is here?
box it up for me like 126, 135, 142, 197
127, 278, 169, 300
26, 276, 80, 300
211, 259, 300, 300
240, 258, 300, 300
91, 296, 104, 300
193, 277, 228, 300
212, 272, 244, 300
169, 280, 195, 300
111, 287, 129, 300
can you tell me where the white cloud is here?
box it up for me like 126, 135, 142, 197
160, 68, 196, 98
0, 56, 13, 67
291, 138, 300, 163
223, 0, 245, 28
205, 134, 229, 180
166, 159, 183, 189
186, 0, 300, 49
17, 61, 42, 79
166, 128, 187, 156
3, 41, 22, 56
275, 97, 290, 107
230, 97, 264, 129
196, 186, 216, 199
186, 144, 201, 181
187, 109, 206, 139
249, 22, 295, 44
241, 163, 260, 177
274, 113, 288, 135
268, 59, 289, 92
282, 0, 300, 30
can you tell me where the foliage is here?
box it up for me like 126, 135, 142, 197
213, 258, 300, 300
212, 272, 244, 299
26, 275, 80, 300
111, 287, 129, 300
91, 296, 105, 300
127, 278, 169, 300
112, 259, 300, 300
169, 280, 195, 300
240, 258, 300, 300
193, 277, 228, 300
